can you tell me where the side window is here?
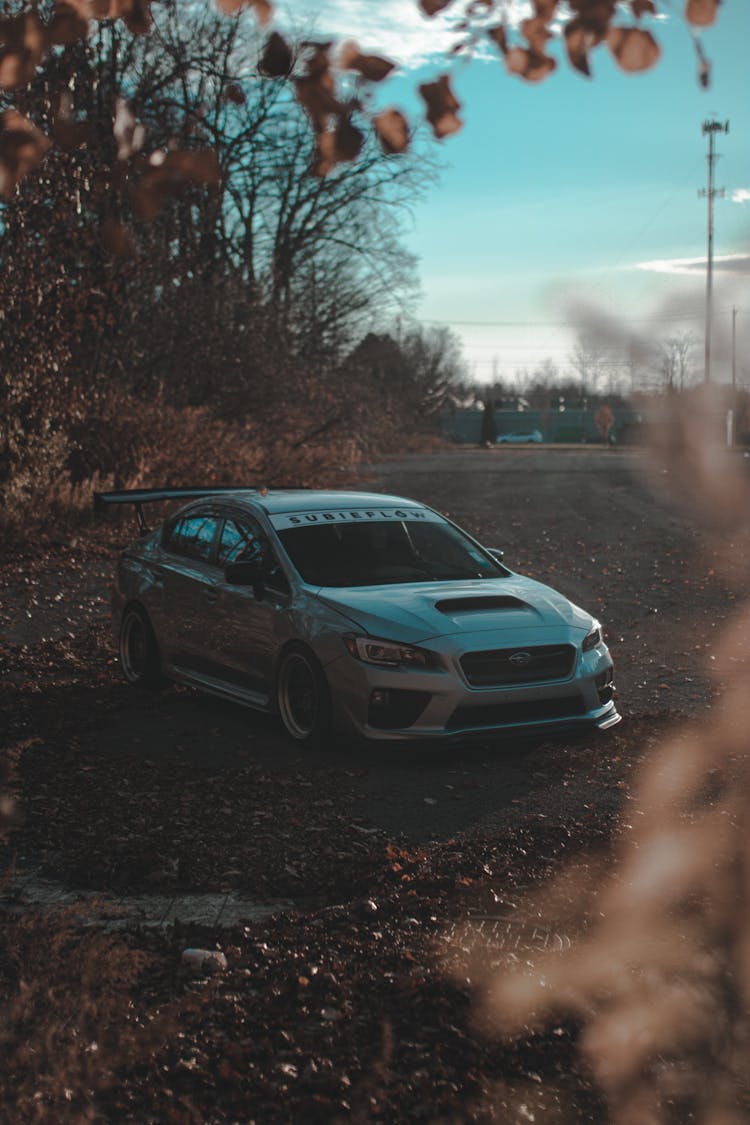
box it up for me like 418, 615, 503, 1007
219, 518, 290, 596
218, 520, 258, 566
164, 514, 219, 564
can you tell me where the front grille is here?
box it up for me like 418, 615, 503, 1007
460, 644, 576, 687
446, 695, 585, 731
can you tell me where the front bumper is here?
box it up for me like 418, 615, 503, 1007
327, 635, 620, 743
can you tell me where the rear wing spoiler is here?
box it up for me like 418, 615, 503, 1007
94, 487, 259, 533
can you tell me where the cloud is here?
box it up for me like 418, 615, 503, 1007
277, 0, 533, 70
635, 254, 750, 277
276, 2, 671, 71
732, 189, 750, 204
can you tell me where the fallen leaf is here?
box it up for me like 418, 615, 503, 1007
340, 42, 395, 82
686, 0, 720, 26
419, 75, 462, 139
607, 26, 661, 72
373, 108, 409, 154
258, 30, 293, 77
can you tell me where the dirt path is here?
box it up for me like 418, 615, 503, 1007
1, 449, 740, 903
4, 447, 747, 1123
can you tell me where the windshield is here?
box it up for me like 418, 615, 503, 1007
275, 515, 507, 587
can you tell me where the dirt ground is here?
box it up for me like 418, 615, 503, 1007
1, 447, 745, 1121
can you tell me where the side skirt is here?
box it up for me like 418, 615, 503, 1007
170, 665, 272, 712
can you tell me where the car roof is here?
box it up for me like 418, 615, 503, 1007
181, 489, 427, 516
257, 490, 425, 514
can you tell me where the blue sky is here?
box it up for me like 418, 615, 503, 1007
278, 2, 749, 386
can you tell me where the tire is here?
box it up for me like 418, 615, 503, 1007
276, 645, 332, 747
119, 605, 163, 688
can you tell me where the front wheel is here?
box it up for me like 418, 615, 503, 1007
119, 605, 163, 688
276, 646, 332, 747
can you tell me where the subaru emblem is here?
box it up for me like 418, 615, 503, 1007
509, 651, 532, 667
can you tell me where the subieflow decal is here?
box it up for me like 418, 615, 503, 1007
269, 508, 443, 531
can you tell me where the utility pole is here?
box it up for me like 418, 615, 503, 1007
699, 118, 728, 383
731, 306, 737, 389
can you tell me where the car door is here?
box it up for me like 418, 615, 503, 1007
210, 514, 291, 704
159, 510, 222, 674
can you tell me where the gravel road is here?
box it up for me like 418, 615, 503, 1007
1, 447, 741, 900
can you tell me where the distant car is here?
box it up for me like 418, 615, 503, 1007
98, 487, 619, 746
495, 430, 543, 444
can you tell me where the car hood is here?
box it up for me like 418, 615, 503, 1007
314, 576, 592, 644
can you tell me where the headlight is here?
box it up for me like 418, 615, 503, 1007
583, 625, 602, 652
343, 635, 438, 669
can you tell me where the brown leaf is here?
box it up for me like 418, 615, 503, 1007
258, 31, 293, 77
311, 134, 337, 177
487, 23, 508, 55
0, 110, 50, 198
164, 149, 223, 185
0, 11, 47, 90
222, 82, 246, 105
312, 118, 364, 176
300, 40, 333, 79
419, 0, 454, 14
607, 26, 661, 72
293, 42, 345, 134
629, 0, 656, 15
569, 0, 616, 38
100, 217, 134, 257
131, 180, 161, 222
334, 118, 364, 160
686, 0, 720, 26
88, 0, 152, 34
373, 108, 409, 154
295, 73, 342, 134
521, 15, 552, 53
52, 92, 90, 150
132, 149, 222, 220
77, 0, 152, 34
47, 2, 90, 46
216, 0, 272, 21
121, 0, 152, 35
56, 0, 91, 14
340, 41, 395, 83
419, 75, 462, 139
565, 21, 594, 76
534, 0, 558, 16
53, 117, 89, 150
505, 46, 557, 82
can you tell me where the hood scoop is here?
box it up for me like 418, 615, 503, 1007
435, 596, 528, 614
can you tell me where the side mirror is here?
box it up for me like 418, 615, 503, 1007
225, 559, 263, 587
487, 547, 505, 562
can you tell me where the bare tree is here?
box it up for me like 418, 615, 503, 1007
660, 332, 697, 392
0, 0, 432, 413
569, 333, 613, 396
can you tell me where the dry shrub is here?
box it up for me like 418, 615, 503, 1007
0, 909, 168, 1122
0, 373, 380, 542
477, 386, 750, 1123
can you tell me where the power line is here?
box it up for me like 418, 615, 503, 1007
421, 306, 740, 330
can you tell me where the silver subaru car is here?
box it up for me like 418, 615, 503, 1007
99, 487, 620, 746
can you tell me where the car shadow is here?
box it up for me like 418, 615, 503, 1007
8, 678, 608, 890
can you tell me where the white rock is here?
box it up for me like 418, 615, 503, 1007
181, 948, 228, 974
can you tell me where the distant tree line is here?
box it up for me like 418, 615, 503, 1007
466, 328, 730, 411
